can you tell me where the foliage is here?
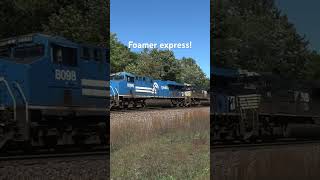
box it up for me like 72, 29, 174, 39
212, 0, 317, 79
305, 51, 320, 80
125, 49, 180, 81
44, 0, 109, 47
125, 49, 162, 79
0, 0, 109, 47
178, 58, 210, 90
110, 33, 136, 73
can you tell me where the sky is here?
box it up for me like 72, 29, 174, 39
110, 0, 210, 76
276, 0, 320, 51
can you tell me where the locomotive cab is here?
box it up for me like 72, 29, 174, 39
110, 72, 136, 108
110, 72, 135, 96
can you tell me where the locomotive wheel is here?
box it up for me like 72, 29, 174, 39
141, 100, 146, 108
22, 141, 33, 153
170, 99, 177, 107
179, 100, 184, 107
73, 133, 85, 145
98, 123, 107, 145
281, 124, 289, 138
43, 135, 58, 148
132, 101, 137, 108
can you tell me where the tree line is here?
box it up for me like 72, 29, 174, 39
212, 0, 320, 80
0, 0, 109, 47
110, 33, 210, 90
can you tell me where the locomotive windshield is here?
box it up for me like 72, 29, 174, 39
0, 43, 45, 62
0, 35, 45, 63
13, 45, 44, 60
111, 74, 124, 80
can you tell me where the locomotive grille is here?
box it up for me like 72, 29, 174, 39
237, 94, 261, 110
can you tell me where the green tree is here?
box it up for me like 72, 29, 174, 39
304, 51, 320, 80
212, 0, 311, 79
124, 49, 181, 81
178, 57, 209, 90
44, 0, 109, 47
149, 49, 180, 81
0, 0, 109, 47
125, 49, 162, 79
110, 33, 136, 73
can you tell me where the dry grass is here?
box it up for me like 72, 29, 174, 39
110, 108, 210, 179
110, 109, 209, 151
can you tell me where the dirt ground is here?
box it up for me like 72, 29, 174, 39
0, 155, 108, 180
211, 143, 320, 180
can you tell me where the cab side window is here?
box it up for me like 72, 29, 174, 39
80, 47, 91, 60
52, 44, 77, 66
94, 48, 102, 61
126, 76, 134, 83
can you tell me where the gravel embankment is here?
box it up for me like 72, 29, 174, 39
0, 155, 108, 180
111, 107, 209, 122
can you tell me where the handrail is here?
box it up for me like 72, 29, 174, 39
13, 82, 28, 123
0, 77, 16, 121
114, 87, 119, 101
110, 85, 115, 99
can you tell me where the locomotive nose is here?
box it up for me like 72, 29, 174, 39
110, 82, 118, 97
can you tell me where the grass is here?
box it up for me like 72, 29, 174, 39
110, 109, 210, 180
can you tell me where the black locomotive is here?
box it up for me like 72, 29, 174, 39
212, 67, 320, 142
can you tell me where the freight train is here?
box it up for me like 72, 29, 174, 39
0, 33, 209, 152
0, 33, 109, 151
110, 72, 209, 109
212, 66, 320, 142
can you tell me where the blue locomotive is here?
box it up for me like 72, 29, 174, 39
0, 33, 109, 150
110, 72, 208, 108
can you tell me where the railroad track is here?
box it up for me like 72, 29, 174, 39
111, 105, 209, 113
212, 139, 320, 151
0, 150, 108, 161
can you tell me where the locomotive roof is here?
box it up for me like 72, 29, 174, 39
112, 72, 137, 77
0, 33, 104, 48
212, 67, 238, 77
212, 67, 260, 78
163, 80, 184, 86
113, 71, 185, 86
